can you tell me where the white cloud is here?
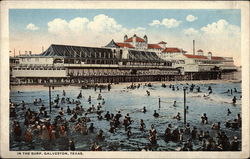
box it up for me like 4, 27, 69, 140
47, 14, 145, 46
201, 19, 240, 36
48, 14, 146, 36
26, 23, 39, 31
198, 19, 240, 64
186, 15, 198, 22
162, 18, 182, 28
48, 18, 68, 35
68, 17, 89, 33
177, 19, 241, 65
149, 18, 182, 28
183, 28, 199, 36
87, 14, 124, 33
149, 20, 161, 26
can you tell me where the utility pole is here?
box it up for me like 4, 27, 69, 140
193, 40, 195, 55
158, 98, 161, 109
183, 87, 187, 125
49, 85, 52, 113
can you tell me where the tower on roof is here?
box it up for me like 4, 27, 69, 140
124, 35, 128, 42
158, 41, 167, 49
208, 51, 212, 60
197, 49, 204, 56
132, 34, 137, 43
143, 35, 148, 43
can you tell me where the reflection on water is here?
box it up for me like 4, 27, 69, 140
10, 82, 242, 151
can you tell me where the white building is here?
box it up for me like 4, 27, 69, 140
10, 34, 238, 84
106, 34, 166, 52
10, 44, 177, 84
12, 56, 67, 81
159, 49, 237, 73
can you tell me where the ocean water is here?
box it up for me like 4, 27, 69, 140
9, 81, 242, 151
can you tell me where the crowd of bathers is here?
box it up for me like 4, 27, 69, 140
10, 82, 241, 151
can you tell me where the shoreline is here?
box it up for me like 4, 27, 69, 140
10, 79, 241, 91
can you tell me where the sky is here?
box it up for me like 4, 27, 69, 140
9, 9, 241, 66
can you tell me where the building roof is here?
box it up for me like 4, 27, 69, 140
105, 39, 120, 48
148, 44, 162, 49
40, 44, 117, 59
211, 56, 225, 60
116, 43, 135, 48
128, 50, 165, 62
158, 41, 167, 44
162, 47, 182, 53
39, 44, 168, 64
184, 54, 225, 61
124, 35, 146, 42
184, 54, 208, 59
105, 40, 134, 48
197, 49, 203, 52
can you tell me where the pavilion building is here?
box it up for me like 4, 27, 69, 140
10, 44, 180, 85
10, 34, 238, 85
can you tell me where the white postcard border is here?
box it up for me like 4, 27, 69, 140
0, 1, 249, 158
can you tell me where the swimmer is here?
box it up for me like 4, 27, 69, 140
201, 113, 208, 124
97, 94, 102, 100
63, 90, 66, 96
142, 106, 147, 113
77, 91, 82, 99
140, 119, 146, 131
88, 96, 91, 104
174, 112, 181, 120
173, 101, 177, 107
146, 90, 150, 96
227, 108, 231, 116
153, 110, 159, 118
88, 123, 95, 133
232, 96, 237, 104
211, 122, 221, 130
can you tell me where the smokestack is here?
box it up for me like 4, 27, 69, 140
42, 46, 44, 52
193, 40, 195, 55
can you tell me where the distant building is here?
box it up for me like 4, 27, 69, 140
159, 47, 187, 58
9, 34, 238, 84
10, 44, 178, 85
158, 50, 237, 80
106, 34, 168, 52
